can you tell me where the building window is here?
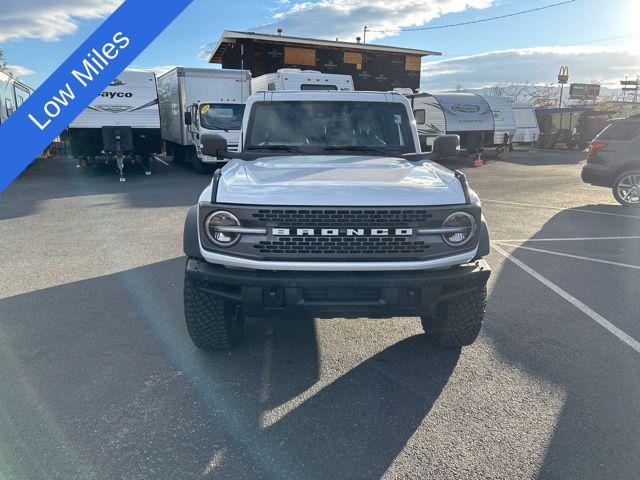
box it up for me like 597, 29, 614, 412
405, 55, 422, 72
267, 82, 276, 91
284, 46, 316, 66
344, 51, 362, 70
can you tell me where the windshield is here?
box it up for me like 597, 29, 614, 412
199, 103, 245, 131
245, 101, 415, 154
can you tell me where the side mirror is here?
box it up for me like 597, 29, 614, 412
201, 132, 228, 160
184, 111, 192, 126
432, 134, 460, 158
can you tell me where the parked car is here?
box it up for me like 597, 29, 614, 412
182, 90, 491, 351
581, 115, 640, 207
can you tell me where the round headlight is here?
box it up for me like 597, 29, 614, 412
205, 211, 241, 247
442, 212, 477, 247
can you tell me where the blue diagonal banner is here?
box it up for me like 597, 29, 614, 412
0, 0, 194, 192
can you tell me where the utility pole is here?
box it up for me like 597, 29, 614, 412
363, 26, 368, 44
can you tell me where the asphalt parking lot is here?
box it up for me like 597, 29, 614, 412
1, 150, 639, 480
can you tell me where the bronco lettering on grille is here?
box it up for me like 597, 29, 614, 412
270, 228, 414, 237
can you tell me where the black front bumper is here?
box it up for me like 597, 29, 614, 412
185, 258, 491, 317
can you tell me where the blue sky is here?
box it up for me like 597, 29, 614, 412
1, 0, 638, 90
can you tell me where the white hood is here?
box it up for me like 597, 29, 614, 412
208, 155, 468, 206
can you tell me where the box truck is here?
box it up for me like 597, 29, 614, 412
410, 92, 495, 154
67, 69, 162, 181
157, 68, 251, 173
251, 69, 354, 92
0, 70, 33, 125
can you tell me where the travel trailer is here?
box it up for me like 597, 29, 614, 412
410, 92, 495, 153
157, 67, 251, 173
511, 103, 540, 147
0, 70, 33, 125
68, 69, 162, 181
479, 95, 517, 147
251, 69, 354, 92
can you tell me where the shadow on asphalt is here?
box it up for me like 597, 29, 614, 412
486, 209, 640, 479
0, 256, 459, 479
496, 149, 587, 167
0, 157, 210, 220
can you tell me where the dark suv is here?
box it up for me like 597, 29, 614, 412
581, 115, 640, 207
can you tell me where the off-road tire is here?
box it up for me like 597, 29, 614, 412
612, 170, 640, 208
421, 286, 487, 347
184, 276, 244, 350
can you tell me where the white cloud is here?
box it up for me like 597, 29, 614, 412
255, 0, 495, 42
5, 64, 35, 77
0, 0, 123, 42
422, 46, 640, 91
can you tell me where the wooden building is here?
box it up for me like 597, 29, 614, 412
208, 30, 440, 92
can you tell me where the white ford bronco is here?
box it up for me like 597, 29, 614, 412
183, 91, 491, 350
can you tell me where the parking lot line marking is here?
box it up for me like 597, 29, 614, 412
496, 243, 640, 271
493, 236, 640, 243
483, 199, 640, 219
493, 244, 640, 354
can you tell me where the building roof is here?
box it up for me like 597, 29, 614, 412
209, 30, 441, 63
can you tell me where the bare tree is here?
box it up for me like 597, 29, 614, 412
0, 49, 6, 72
454, 83, 466, 92
487, 82, 531, 102
529, 84, 559, 109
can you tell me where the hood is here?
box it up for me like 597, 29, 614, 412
212, 155, 468, 206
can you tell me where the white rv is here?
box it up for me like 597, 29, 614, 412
511, 103, 540, 146
68, 69, 162, 180
251, 69, 354, 92
157, 68, 251, 173
0, 70, 33, 125
410, 92, 495, 153
479, 95, 517, 147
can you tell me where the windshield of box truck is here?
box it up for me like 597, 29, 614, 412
245, 101, 415, 154
199, 103, 245, 131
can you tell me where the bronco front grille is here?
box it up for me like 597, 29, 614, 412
252, 209, 433, 228
255, 236, 429, 258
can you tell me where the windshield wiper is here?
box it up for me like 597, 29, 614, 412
323, 145, 390, 155
202, 124, 230, 132
246, 145, 303, 154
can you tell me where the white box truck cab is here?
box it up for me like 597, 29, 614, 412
182, 90, 491, 351
511, 103, 540, 147
157, 68, 251, 174
479, 95, 517, 148
410, 93, 495, 155
251, 69, 354, 92
0, 71, 33, 125
68, 69, 162, 181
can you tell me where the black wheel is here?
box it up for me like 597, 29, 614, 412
612, 170, 640, 207
187, 147, 207, 174
184, 274, 244, 350
421, 286, 487, 347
